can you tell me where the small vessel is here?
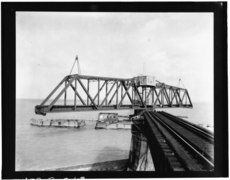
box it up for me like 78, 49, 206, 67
95, 113, 131, 130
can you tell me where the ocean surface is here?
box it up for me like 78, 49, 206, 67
16, 99, 213, 171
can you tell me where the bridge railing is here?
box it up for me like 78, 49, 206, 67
35, 74, 193, 115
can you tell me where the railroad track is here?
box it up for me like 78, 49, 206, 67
143, 111, 214, 171
160, 111, 214, 143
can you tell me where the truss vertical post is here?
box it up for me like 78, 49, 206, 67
185, 93, 187, 105
74, 79, 77, 110
64, 80, 67, 105
134, 87, 136, 104
98, 79, 100, 106
143, 87, 145, 105
161, 88, 164, 106
121, 83, 123, 105
172, 89, 174, 104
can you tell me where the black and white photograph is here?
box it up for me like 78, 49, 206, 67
2, 2, 228, 179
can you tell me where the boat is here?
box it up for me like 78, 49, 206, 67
95, 113, 132, 129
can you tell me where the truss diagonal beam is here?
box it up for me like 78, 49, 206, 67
100, 81, 116, 106
133, 84, 145, 107
108, 82, 121, 105
69, 83, 86, 105
186, 90, 193, 106
77, 77, 97, 109
122, 81, 133, 104
171, 89, 179, 105
176, 89, 183, 104
153, 88, 162, 106
162, 88, 170, 105
118, 83, 132, 106
40, 77, 67, 106
146, 88, 152, 100
47, 78, 75, 111
181, 90, 192, 105
91, 80, 106, 105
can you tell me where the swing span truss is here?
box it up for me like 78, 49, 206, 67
35, 74, 193, 115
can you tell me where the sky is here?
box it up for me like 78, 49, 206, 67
16, 12, 213, 103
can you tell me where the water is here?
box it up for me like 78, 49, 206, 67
16, 99, 213, 171
16, 99, 133, 171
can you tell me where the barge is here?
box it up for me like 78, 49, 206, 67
30, 119, 86, 128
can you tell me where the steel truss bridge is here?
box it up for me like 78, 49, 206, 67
35, 74, 193, 115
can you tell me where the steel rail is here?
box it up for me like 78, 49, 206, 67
149, 111, 214, 169
160, 111, 214, 142
161, 111, 213, 135
143, 111, 185, 171
153, 112, 214, 164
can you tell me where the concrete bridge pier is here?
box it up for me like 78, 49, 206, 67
127, 110, 155, 171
